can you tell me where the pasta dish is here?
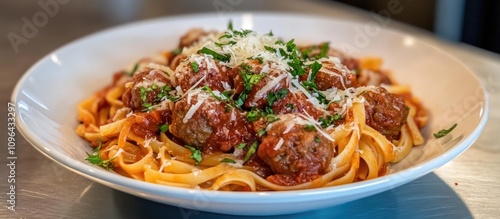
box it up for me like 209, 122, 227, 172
76, 24, 426, 191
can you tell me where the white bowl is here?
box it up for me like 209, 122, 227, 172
12, 13, 488, 215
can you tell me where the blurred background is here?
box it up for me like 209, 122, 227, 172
1, 0, 499, 58
335, 0, 500, 54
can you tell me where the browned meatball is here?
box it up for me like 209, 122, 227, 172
357, 69, 392, 86
257, 114, 335, 186
362, 87, 409, 139
328, 48, 360, 71
130, 109, 171, 139
300, 59, 357, 90
169, 90, 254, 152
178, 28, 216, 48
232, 60, 290, 108
300, 44, 360, 71
173, 54, 233, 93
122, 66, 172, 111
272, 92, 325, 120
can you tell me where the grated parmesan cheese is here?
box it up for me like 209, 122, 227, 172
273, 138, 285, 150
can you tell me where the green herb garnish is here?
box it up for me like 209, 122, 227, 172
236, 143, 247, 149
198, 47, 231, 62
158, 123, 169, 133
85, 141, 115, 170
257, 129, 267, 137
246, 108, 261, 122
309, 61, 322, 81
127, 63, 139, 76
267, 89, 288, 106
185, 145, 202, 165
221, 158, 236, 164
314, 136, 321, 143
190, 62, 199, 73
319, 114, 342, 128
304, 124, 316, 131
172, 48, 183, 55
244, 141, 258, 162
433, 123, 457, 138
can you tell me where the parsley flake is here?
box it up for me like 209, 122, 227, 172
319, 114, 342, 128
434, 123, 457, 138
158, 123, 169, 133
304, 124, 316, 131
190, 62, 199, 73
185, 145, 202, 165
85, 141, 115, 170
236, 143, 247, 149
244, 141, 258, 162
198, 47, 231, 62
267, 89, 288, 106
221, 158, 236, 164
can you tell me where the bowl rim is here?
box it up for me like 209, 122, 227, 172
11, 11, 490, 202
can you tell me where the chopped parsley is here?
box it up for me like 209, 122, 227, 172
85, 141, 115, 170
304, 124, 316, 131
267, 89, 288, 106
235, 63, 266, 107
185, 145, 202, 165
314, 136, 321, 143
434, 123, 457, 138
309, 61, 322, 81
228, 20, 233, 30
190, 62, 199, 73
198, 47, 231, 62
264, 113, 279, 123
301, 81, 328, 104
244, 141, 258, 162
141, 102, 155, 112
317, 42, 330, 59
140, 87, 148, 102
201, 86, 235, 108
221, 158, 236, 164
257, 129, 267, 137
215, 41, 236, 47
248, 56, 263, 64
127, 63, 139, 76
246, 108, 261, 122
236, 143, 247, 149
158, 123, 169, 133
319, 114, 342, 128
172, 48, 183, 55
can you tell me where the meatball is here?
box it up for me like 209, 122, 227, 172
173, 54, 233, 93
122, 66, 173, 111
258, 114, 335, 186
300, 58, 357, 90
328, 48, 360, 71
272, 92, 325, 120
357, 69, 392, 86
178, 28, 215, 48
169, 90, 254, 152
130, 109, 172, 139
362, 87, 409, 139
232, 60, 290, 108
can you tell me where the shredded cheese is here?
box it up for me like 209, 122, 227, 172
273, 138, 285, 150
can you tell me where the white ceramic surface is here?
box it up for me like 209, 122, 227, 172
12, 13, 489, 215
